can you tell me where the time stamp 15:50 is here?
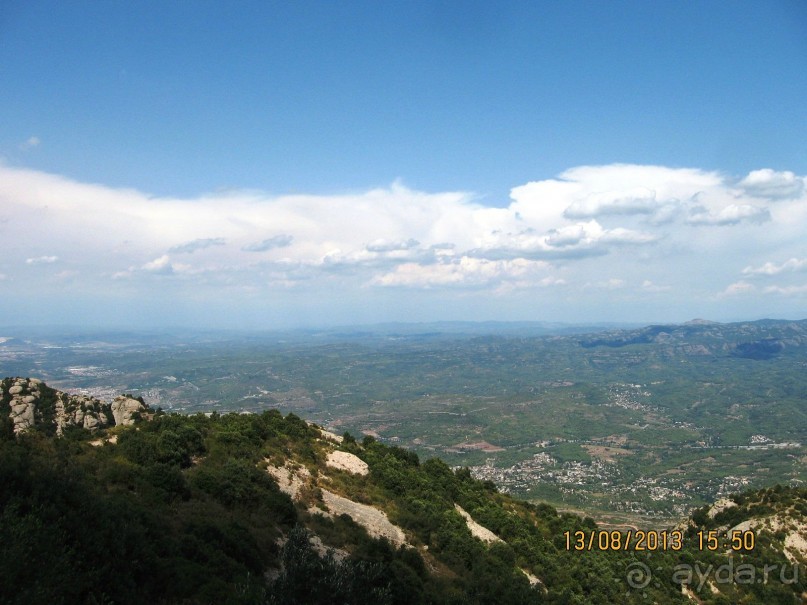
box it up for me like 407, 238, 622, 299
564, 529, 756, 552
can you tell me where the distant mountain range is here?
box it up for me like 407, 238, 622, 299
578, 318, 807, 359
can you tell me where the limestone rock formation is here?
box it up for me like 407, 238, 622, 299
325, 450, 369, 475
110, 396, 147, 426
1, 377, 149, 435
6, 377, 40, 433
55, 392, 113, 434
454, 504, 502, 544
266, 458, 409, 548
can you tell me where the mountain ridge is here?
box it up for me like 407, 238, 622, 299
1, 378, 805, 604
1, 376, 148, 436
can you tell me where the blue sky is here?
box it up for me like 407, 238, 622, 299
1, 1, 806, 328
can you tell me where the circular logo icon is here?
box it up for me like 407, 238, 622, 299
626, 562, 652, 590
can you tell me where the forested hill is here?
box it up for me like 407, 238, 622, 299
1, 379, 805, 604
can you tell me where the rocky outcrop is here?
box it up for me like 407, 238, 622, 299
706, 497, 737, 519
266, 462, 311, 501
729, 515, 807, 564
266, 457, 409, 547
454, 504, 502, 544
326, 450, 369, 475
1, 377, 149, 435
6, 377, 41, 433
110, 396, 146, 426
55, 392, 113, 434
319, 489, 407, 547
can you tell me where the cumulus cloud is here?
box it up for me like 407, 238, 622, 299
25, 255, 58, 265
115, 255, 192, 278
1, 162, 806, 324
242, 234, 294, 252
686, 204, 770, 226
469, 221, 656, 261
318, 241, 440, 273
142, 255, 175, 274
372, 256, 555, 289
169, 237, 226, 254
366, 238, 420, 252
742, 258, 807, 276
599, 227, 658, 245
739, 169, 805, 200
508, 163, 792, 237
563, 188, 661, 218
140, 254, 194, 275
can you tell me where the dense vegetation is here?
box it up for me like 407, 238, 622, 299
6, 319, 805, 522
1, 394, 804, 604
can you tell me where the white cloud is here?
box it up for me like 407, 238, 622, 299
563, 187, 662, 218
169, 237, 226, 254
591, 278, 626, 290
720, 281, 756, 296
142, 255, 173, 273
739, 169, 805, 200
372, 256, 554, 289
686, 204, 770, 226
25, 255, 58, 265
318, 241, 438, 273
1, 162, 805, 325
742, 258, 807, 276
242, 234, 294, 252
469, 221, 657, 261
139, 255, 193, 276
762, 284, 807, 295
366, 238, 420, 252
513, 164, 716, 226
599, 227, 658, 245
510, 163, 788, 236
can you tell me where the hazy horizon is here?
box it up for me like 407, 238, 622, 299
2, 316, 805, 339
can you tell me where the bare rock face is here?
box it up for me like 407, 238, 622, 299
55, 393, 113, 435
5, 378, 40, 434
707, 497, 738, 519
319, 489, 407, 546
110, 396, 147, 426
1, 377, 148, 435
326, 450, 369, 475
454, 504, 502, 544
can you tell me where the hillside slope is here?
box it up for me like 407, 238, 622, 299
3, 319, 806, 520
0, 379, 804, 604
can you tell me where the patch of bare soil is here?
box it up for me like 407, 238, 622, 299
582, 444, 632, 462
454, 504, 501, 544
